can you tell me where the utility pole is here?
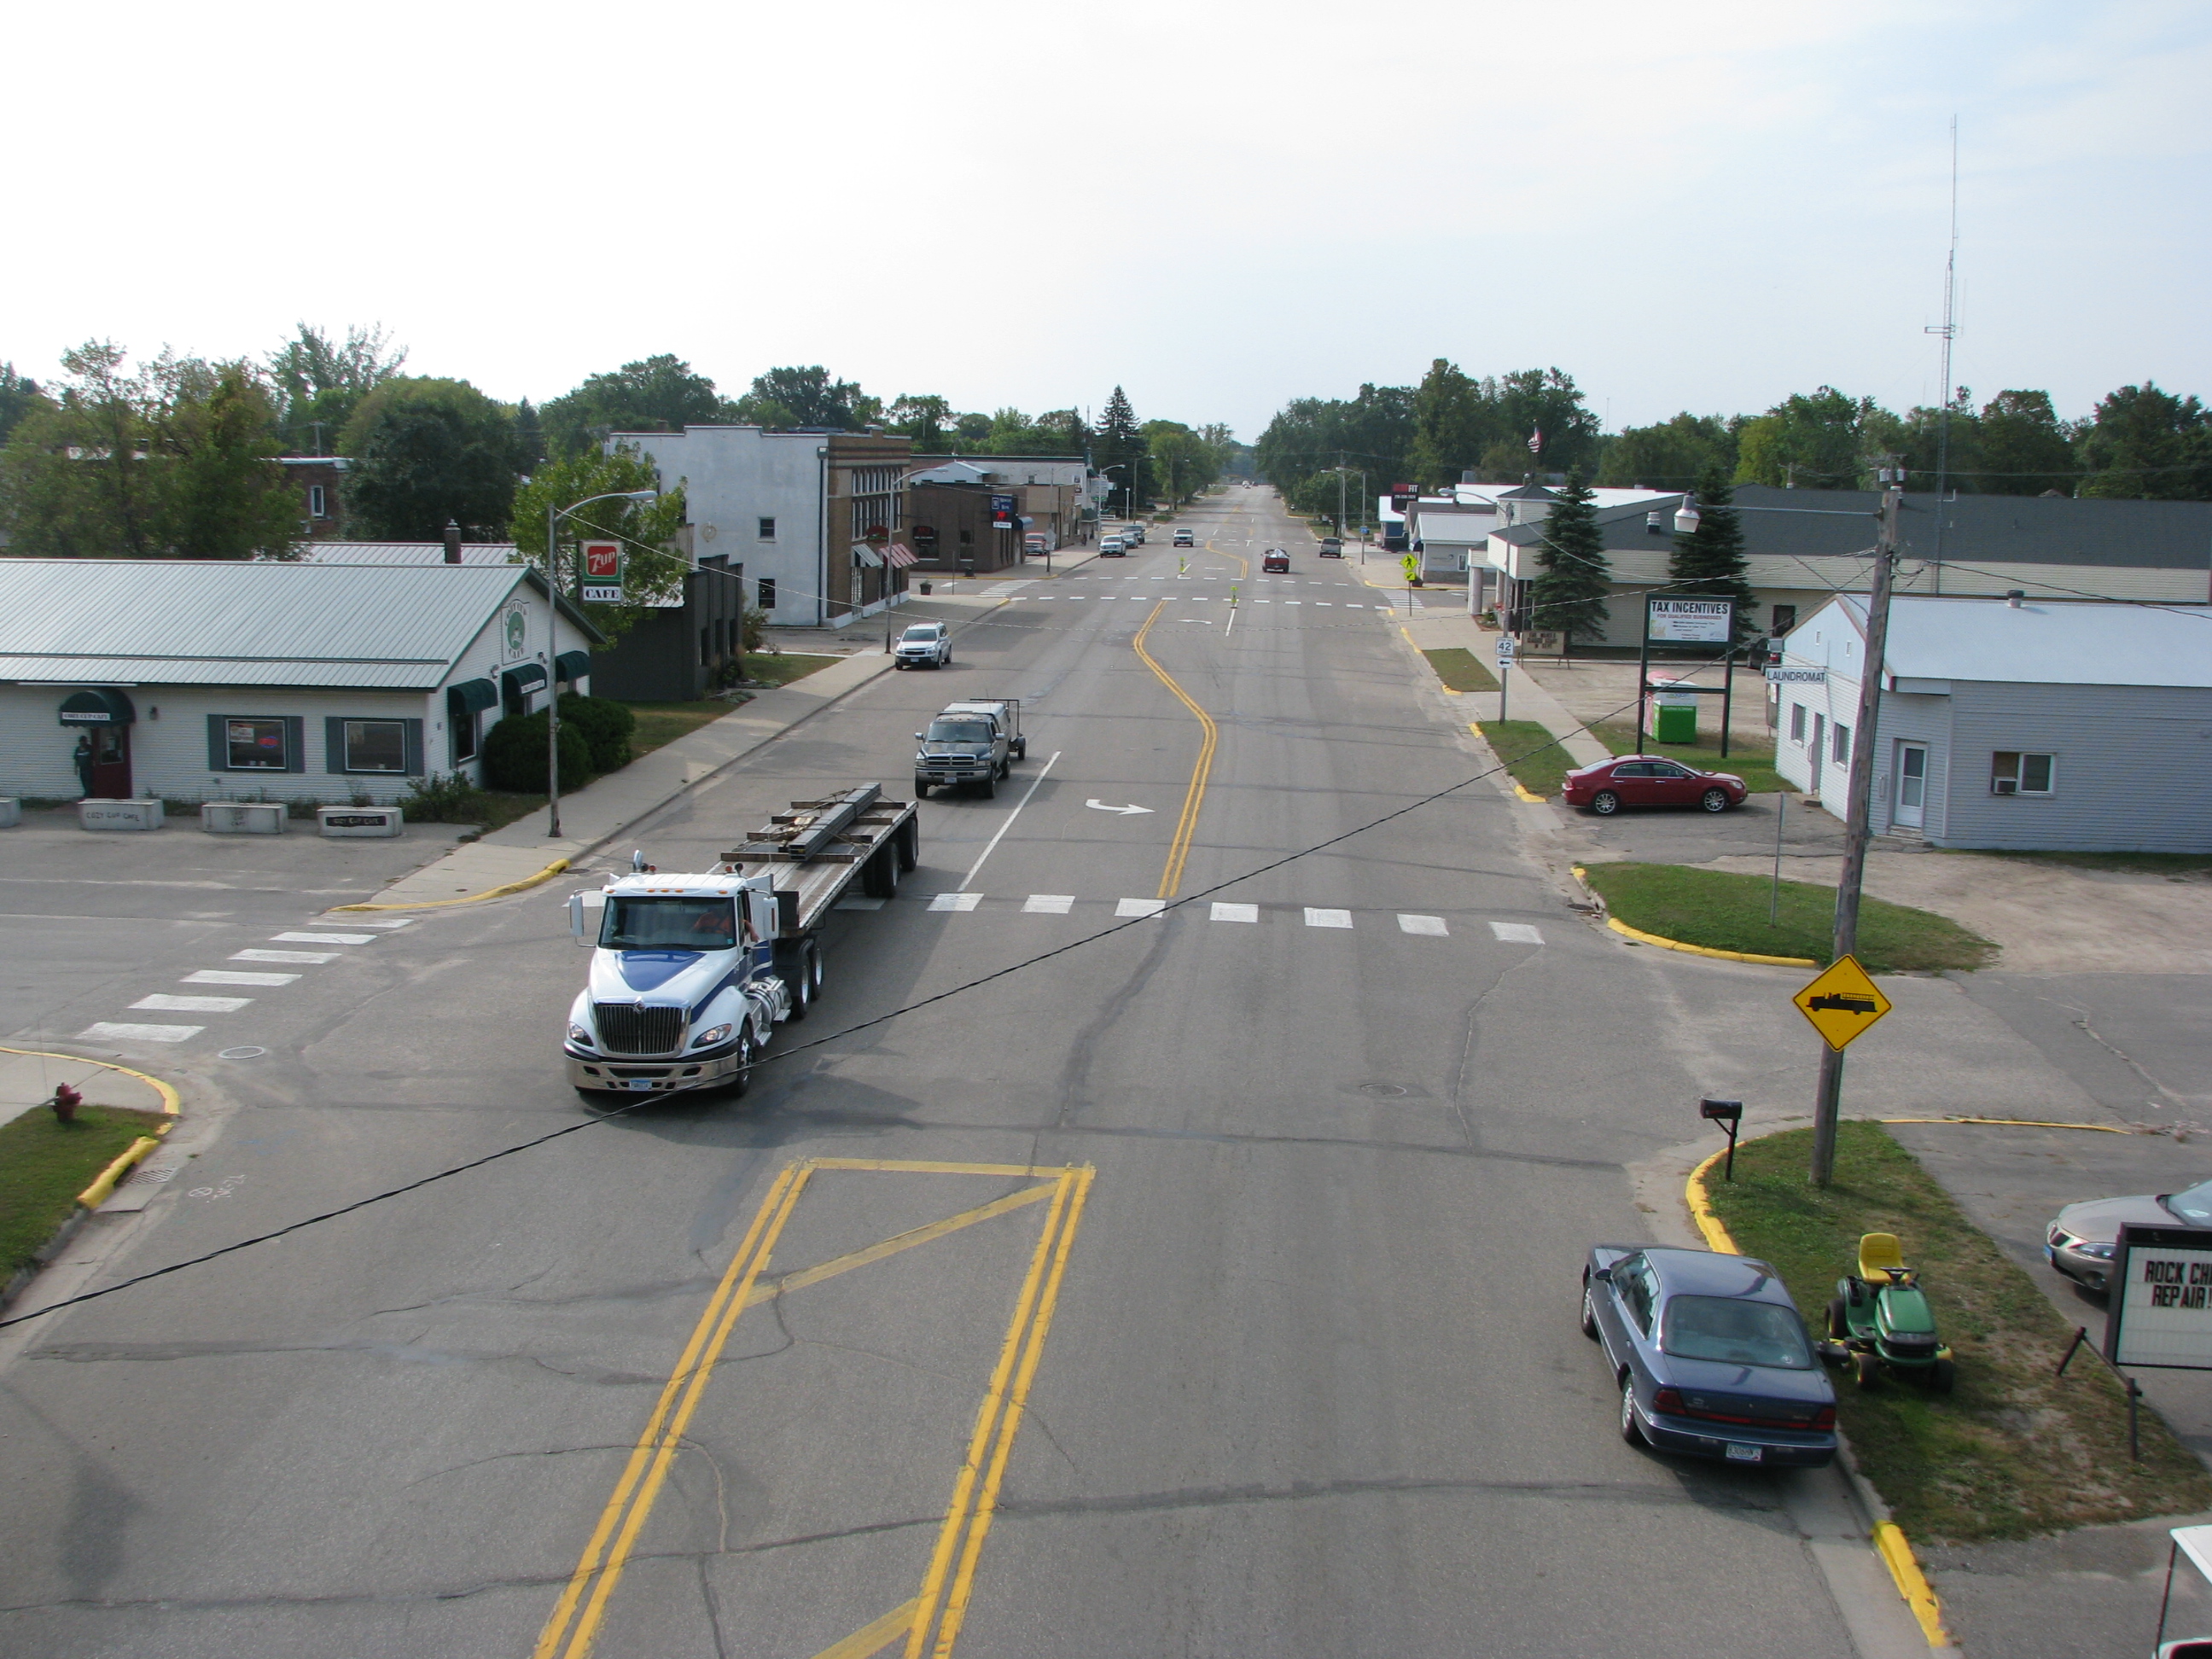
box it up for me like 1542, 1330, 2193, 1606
1336, 463, 1347, 539
1808, 474, 1905, 1186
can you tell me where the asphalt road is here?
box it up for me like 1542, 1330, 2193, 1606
3, 492, 1882, 1657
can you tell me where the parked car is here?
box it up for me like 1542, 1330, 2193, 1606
1098, 537, 1127, 557
1583, 1244, 1837, 1468
1262, 549, 1290, 573
1563, 755, 1746, 815
1023, 533, 1050, 557
1318, 537, 1344, 558
1123, 524, 1147, 545
1173, 528, 1195, 547
2048, 1176, 2212, 1293
893, 622, 952, 669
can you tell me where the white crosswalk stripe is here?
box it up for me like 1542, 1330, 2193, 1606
1023, 894, 1075, 914
1116, 898, 1166, 917
1397, 914, 1448, 936
185, 969, 298, 986
1491, 922, 1545, 944
79, 1022, 202, 1044
132, 994, 251, 1012
1304, 908, 1353, 928
1210, 902, 1259, 923
928, 893, 984, 911
271, 931, 376, 945
231, 949, 340, 963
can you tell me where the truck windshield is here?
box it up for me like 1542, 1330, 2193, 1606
926, 719, 993, 743
600, 896, 737, 949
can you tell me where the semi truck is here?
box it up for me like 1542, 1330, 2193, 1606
913, 699, 1024, 798
563, 783, 918, 1101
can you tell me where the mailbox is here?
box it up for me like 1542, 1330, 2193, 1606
1700, 1097, 1744, 1180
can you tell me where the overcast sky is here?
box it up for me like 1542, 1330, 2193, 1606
8, 0, 2205, 443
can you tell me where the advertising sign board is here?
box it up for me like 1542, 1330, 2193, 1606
990, 493, 1016, 528
2108, 1225, 2212, 1370
581, 540, 623, 604
1766, 666, 1828, 684
1646, 598, 1734, 643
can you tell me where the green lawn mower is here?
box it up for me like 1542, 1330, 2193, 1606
1823, 1231, 1955, 1392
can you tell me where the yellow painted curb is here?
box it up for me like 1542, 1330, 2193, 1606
1687, 1138, 1952, 1651
1513, 783, 1548, 803
1878, 1115, 2139, 1134
1606, 914, 1819, 968
0, 1045, 181, 1212
79, 1136, 162, 1208
0, 1045, 181, 1117
333, 857, 570, 912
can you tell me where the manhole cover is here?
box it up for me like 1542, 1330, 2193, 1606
218, 1046, 267, 1060
1358, 1081, 1410, 1098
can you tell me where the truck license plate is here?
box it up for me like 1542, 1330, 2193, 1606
1725, 1443, 1763, 1463
626, 1079, 655, 1091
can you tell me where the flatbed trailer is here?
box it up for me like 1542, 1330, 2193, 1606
715, 783, 921, 940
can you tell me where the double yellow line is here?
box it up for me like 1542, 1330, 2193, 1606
1132, 602, 1218, 899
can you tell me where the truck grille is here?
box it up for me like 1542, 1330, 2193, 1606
595, 1004, 684, 1056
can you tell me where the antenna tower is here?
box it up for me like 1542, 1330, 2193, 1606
1924, 118, 1960, 568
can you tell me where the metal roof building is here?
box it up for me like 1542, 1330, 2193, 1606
0, 559, 602, 806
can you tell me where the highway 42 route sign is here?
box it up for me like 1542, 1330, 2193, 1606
1791, 955, 1893, 1051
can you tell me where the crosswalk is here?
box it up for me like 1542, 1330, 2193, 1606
77, 917, 410, 1046
900, 892, 1543, 940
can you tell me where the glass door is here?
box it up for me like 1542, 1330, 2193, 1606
1895, 742, 1928, 828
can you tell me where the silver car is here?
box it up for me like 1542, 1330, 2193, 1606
2048, 1176, 2212, 1291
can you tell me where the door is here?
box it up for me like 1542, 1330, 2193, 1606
89, 725, 131, 798
1895, 743, 1928, 828
1809, 715, 1826, 792
1644, 760, 1702, 805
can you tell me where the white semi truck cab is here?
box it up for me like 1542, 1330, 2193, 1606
563, 784, 918, 1101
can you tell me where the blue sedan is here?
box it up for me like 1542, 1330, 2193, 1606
1582, 1244, 1837, 1468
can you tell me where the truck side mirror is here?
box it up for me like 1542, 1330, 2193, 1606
914, 732, 924, 741
568, 892, 603, 946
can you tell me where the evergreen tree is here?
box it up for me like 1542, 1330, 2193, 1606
1526, 467, 1610, 651
1095, 386, 1150, 515
1668, 467, 1758, 643
512, 399, 546, 475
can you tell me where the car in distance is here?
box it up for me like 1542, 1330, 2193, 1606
1098, 536, 1127, 557
1123, 524, 1147, 545
1318, 537, 1345, 558
2048, 1176, 2212, 1293
1261, 549, 1290, 573
1173, 528, 1195, 547
1583, 1244, 1837, 1468
1563, 755, 1746, 815
893, 623, 952, 670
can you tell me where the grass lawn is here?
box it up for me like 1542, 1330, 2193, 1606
1593, 720, 1790, 794
1703, 1122, 2212, 1541
742, 652, 842, 690
1579, 862, 1995, 971
1423, 648, 1499, 694
1962, 849, 2212, 877
1473, 719, 1579, 798
1, 1105, 172, 1278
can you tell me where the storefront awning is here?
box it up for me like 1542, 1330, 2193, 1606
555, 650, 592, 683
57, 688, 136, 725
884, 542, 919, 569
447, 677, 498, 713
502, 662, 547, 691
851, 541, 886, 569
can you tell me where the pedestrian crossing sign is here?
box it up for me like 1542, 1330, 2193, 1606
1792, 955, 1892, 1051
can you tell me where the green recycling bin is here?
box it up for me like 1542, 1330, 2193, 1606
1652, 687, 1698, 744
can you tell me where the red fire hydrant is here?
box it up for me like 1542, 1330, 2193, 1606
49, 1082, 82, 1125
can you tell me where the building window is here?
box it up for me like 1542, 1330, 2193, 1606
343, 720, 408, 773
1832, 722, 1851, 762
226, 719, 289, 770
452, 709, 478, 762
1771, 603, 1796, 636
309, 484, 328, 518
757, 516, 776, 540
758, 578, 777, 611
1790, 704, 1807, 743
1991, 751, 2055, 796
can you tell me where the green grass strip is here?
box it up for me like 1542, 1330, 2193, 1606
1704, 1122, 2212, 1541
1580, 862, 1994, 972
1475, 719, 1576, 798
0, 1105, 172, 1278
1422, 647, 1498, 694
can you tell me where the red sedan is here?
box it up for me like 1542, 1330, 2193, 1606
1563, 755, 1747, 815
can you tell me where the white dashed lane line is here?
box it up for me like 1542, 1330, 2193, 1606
232, 949, 341, 964
271, 930, 378, 945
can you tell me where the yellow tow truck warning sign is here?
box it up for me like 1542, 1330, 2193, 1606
1792, 955, 1893, 1051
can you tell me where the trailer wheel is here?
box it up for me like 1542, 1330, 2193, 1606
805, 940, 824, 1001
780, 946, 812, 1022
1014, 738, 1027, 760
895, 816, 918, 872
861, 845, 899, 899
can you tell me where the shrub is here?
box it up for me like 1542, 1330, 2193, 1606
481, 711, 593, 794
405, 771, 492, 824
556, 693, 636, 772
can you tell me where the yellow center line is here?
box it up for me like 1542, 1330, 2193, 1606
1132, 601, 1219, 900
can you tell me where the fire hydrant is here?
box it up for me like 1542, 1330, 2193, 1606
49, 1082, 82, 1125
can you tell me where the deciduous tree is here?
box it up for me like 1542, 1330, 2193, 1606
341, 376, 520, 538
2075, 382, 2212, 500
509, 445, 689, 645
267, 323, 406, 456
732, 365, 872, 430
540, 355, 725, 457
1598, 413, 1736, 488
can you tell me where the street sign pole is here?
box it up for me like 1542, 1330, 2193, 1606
1635, 595, 1652, 751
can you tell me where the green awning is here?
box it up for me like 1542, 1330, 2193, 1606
554, 650, 592, 683
502, 663, 547, 691
447, 678, 498, 714
57, 688, 136, 725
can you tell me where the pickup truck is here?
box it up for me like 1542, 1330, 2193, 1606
563, 785, 918, 1100
914, 699, 1024, 799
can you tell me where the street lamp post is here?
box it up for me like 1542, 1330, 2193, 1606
544, 489, 659, 840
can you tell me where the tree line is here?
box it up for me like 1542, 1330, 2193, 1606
1257, 358, 2212, 520
0, 330, 1237, 562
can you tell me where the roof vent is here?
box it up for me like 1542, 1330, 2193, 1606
443, 520, 463, 564
2005, 590, 2025, 608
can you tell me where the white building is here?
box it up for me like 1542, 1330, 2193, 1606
1773, 594, 2212, 851
0, 560, 600, 804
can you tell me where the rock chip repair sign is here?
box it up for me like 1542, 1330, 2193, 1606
2107, 1225, 2212, 1370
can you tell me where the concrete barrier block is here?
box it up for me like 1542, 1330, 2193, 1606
0, 798, 19, 828
79, 799, 163, 831
317, 805, 403, 838
201, 801, 288, 835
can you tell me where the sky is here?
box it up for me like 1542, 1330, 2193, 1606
7, 0, 2207, 444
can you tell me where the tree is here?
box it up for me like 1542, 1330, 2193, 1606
0, 364, 45, 446
1733, 387, 1898, 489
888, 393, 953, 451
2075, 382, 2212, 500
512, 399, 546, 475
732, 365, 871, 429
1668, 467, 1758, 643
1094, 387, 1150, 515
341, 377, 520, 538
1598, 413, 1736, 488
1255, 382, 1414, 517
951, 411, 992, 449
1409, 358, 1485, 486
267, 323, 406, 455
509, 444, 690, 645
540, 355, 725, 457
1145, 421, 1223, 506
1525, 468, 1611, 650
0, 341, 297, 559
1494, 368, 1602, 476
1975, 390, 2075, 496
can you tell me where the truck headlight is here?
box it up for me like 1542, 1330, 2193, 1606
568, 1023, 594, 1046
693, 1024, 733, 1047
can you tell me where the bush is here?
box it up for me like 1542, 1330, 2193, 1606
405, 771, 493, 824
556, 693, 636, 772
481, 711, 593, 794
741, 606, 768, 654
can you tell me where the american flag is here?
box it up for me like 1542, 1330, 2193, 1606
1526, 428, 1543, 456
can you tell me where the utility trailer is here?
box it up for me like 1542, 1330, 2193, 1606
563, 784, 918, 1101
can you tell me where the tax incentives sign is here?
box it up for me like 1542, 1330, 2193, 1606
2107, 1224, 2212, 1370
1646, 598, 1733, 643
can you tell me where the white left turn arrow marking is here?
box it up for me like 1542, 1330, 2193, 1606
1086, 800, 1154, 816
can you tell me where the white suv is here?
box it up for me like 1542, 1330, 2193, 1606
894, 623, 952, 669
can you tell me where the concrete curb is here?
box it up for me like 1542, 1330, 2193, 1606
1685, 1145, 1957, 1652
1566, 867, 1819, 966
332, 857, 572, 913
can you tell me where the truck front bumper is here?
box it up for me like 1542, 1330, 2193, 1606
567, 1038, 748, 1095
919, 767, 993, 783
